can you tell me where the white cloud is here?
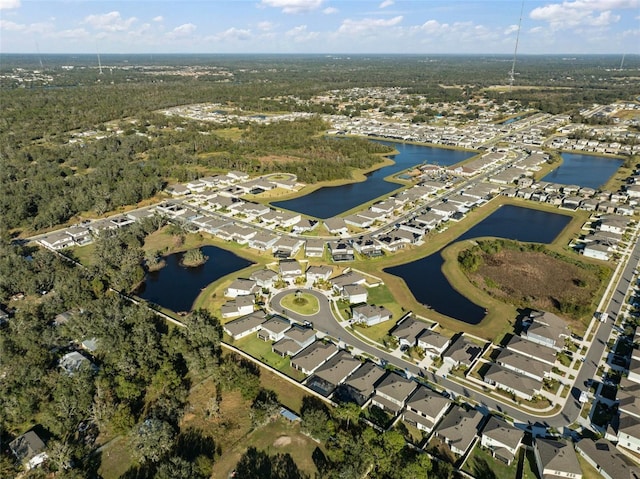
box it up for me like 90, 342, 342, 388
0, 0, 20, 10
257, 21, 275, 31
504, 24, 519, 35
323, 6, 338, 14
169, 23, 197, 37
215, 27, 252, 41
260, 0, 324, 14
83, 11, 137, 32
379, 0, 394, 8
285, 24, 319, 41
530, 0, 636, 30
56, 28, 89, 40
152, 16, 163, 22
0, 19, 25, 31
338, 15, 403, 35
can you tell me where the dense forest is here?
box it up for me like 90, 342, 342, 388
0, 230, 449, 478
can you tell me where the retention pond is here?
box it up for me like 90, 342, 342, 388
385, 205, 572, 324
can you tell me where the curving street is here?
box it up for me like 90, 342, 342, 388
269, 228, 640, 430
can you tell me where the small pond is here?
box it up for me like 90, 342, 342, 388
385, 205, 572, 324
542, 153, 623, 189
136, 245, 253, 312
273, 141, 474, 218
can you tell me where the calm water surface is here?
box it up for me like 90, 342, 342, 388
386, 205, 572, 324
542, 153, 623, 189
137, 245, 252, 312
273, 141, 474, 218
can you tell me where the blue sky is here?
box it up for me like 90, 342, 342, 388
1, 0, 638, 54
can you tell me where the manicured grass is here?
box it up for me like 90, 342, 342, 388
280, 292, 320, 316
462, 444, 519, 479
233, 335, 307, 382
97, 436, 134, 479
352, 320, 395, 344
71, 243, 96, 266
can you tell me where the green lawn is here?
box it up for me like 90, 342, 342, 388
352, 320, 394, 344
233, 335, 306, 381
98, 436, 134, 479
280, 292, 320, 315
522, 449, 539, 479
367, 284, 406, 321
462, 444, 519, 479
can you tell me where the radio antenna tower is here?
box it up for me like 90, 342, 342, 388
620, 53, 626, 70
96, 45, 104, 75
509, 0, 525, 89
35, 41, 44, 70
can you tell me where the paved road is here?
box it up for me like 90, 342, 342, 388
270, 230, 640, 429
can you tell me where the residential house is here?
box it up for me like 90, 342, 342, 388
39, 231, 75, 250
331, 271, 366, 295
370, 200, 396, 215
392, 315, 428, 348
371, 372, 417, 415
248, 231, 279, 251
225, 279, 258, 298
9, 430, 48, 470
434, 406, 484, 457
250, 268, 279, 289
306, 265, 333, 284
335, 361, 386, 406
306, 351, 361, 397
293, 218, 319, 234
324, 217, 348, 235
59, 351, 96, 375
272, 325, 316, 357
583, 241, 613, 261
328, 240, 355, 262
344, 214, 375, 228
495, 349, 551, 382
483, 364, 542, 401
505, 335, 556, 366
523, 310, 570, 351
272, 237, 305, 258
480, 416, 524, 466
576, 438, 640, 479
258, 315, 291, 342
343, 284, 368, 304
227, 170, 249, 181
278, 260, 303, 283
618, 413, 640, 455
533, 438, 582, 479
417, 329, 451, 357
223, 310, 267, 340
351, 304, 392, 327
598, 215, 628, 235
291, 341, 339, 375
443, 335, 483, 368
304, 238, 325, 257
402, 386, 451, 433
221, 295, 255, 319
352, 236, 384, 257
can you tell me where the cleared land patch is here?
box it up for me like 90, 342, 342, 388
458, 239, 609, 323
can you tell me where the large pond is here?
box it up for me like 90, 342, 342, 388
136, 245, 252, 312
386, 205, 572, 324
273, 141, 474, 218
542, 153, 623, 189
